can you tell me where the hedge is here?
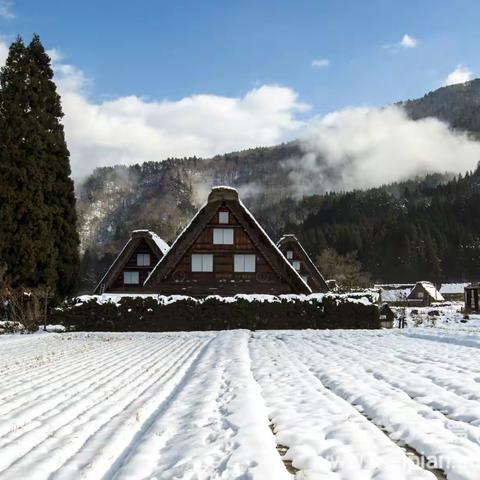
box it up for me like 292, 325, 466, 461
49, 294, 380, 331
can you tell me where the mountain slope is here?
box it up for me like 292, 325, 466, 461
401, 79, 480, 137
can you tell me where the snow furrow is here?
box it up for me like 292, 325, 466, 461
111, 330, 290, 480
250, 333, 433, 480
1, 337, 208, 479
284, 332, 480, 480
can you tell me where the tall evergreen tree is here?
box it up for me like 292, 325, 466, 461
0, 36, 56, 289
27, 35, 79, 297
0, 35, 79, 297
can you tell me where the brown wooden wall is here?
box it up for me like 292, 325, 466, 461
278, 240, 312, 287
156, 207, 295, 296
106, 239, 161, 293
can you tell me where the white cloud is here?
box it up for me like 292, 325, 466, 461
285, 105, 480, 196
383, 34, 418, 53
0, 1, 14, 19
51, 53, 309, 178
0, 38, 8, 64
400, 34, 417, 48
0, 41, 308, 179
443, 65, 473, 86
311, 58, 330, 69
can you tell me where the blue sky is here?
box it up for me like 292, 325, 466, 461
1, 0, 480, 181
3, 0, 479, 113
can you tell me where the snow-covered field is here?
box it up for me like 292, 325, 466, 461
1, 329, 480, 480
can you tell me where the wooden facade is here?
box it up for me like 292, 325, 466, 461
277, 235, 329, 293
465, 283, 480, 312
94, 230, 169, 294
144, 187, 311, 296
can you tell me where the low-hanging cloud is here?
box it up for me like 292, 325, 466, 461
50, 53, 309, 179
1, 39, 480, 195
285, 105, 480, 197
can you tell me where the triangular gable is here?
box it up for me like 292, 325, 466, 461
94, 230, 169, 294
277, 234, 329, 292
145, 187, 311, 294
407, 281, 444, 302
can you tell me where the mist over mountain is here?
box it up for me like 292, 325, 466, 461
77, 80, 480, 291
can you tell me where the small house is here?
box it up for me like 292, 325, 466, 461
406, 281, 444, 307
439, 283, 469, 302
465, 283, 480, 312
277, 234, 329, 293
144, 187, 311, 296
94, 230, 169, 294
379, 303, 395, 329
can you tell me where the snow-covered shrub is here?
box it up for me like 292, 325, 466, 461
0, 320, 25, 334
50, 293, 380, 332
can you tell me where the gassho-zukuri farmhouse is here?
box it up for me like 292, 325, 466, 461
95, 186, 329, 297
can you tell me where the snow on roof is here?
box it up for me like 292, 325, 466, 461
439, 283, 469, 294
415, 281, 445, 302
379, 287, 412, 303
150, 232, 169, 255
132, 229, 169, 255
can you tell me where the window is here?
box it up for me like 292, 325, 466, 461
124, 271, 139, 284
219, 211, 229, 224
213, 228, 234, 244
292, 261, 301, 271
234, 254, 256, 273
301, 275, 309, 283
286, 250, 293, 259
191, 254, 213, 272
137, 253, 150, 266
417, 292, 424, 299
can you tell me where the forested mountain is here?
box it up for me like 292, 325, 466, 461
282, 168, 480, 284
401, 79, 480, 137
77, 79, 480, 291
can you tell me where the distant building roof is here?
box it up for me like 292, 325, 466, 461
375, 284, 414, 303
439, 283, 469, 295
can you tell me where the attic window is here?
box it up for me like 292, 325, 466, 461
417, 292, 424, 299
286, 250, 293, 259
191, 254, 213, 272
213, 228, 234, 245
137, 253, 150, 266
292, 261, 301, 271
301, 274, 309, 283
124, 271, 139, 284
234, 254, 256, 272
219, 211, 229, 224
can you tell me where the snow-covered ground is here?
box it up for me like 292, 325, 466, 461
1, 329, 480, 479
397, 302, 480, 333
